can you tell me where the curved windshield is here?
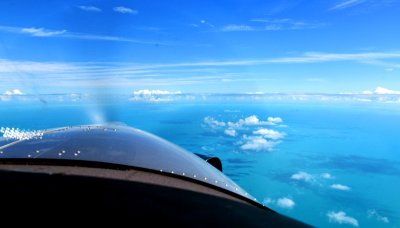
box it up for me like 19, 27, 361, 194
1, 1, 400, 227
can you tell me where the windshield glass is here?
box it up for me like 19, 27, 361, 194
0, 125, 254, 201
1, 1, 400, 227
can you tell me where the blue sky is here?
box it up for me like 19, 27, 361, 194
0, 0, 399, 94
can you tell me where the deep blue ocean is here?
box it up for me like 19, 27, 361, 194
1, 98, 399, 227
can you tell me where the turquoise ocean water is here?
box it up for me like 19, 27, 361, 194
1, 98, 399, 227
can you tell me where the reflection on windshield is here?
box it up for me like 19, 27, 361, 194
0, 125, 256, 202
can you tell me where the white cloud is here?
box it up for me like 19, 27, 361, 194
327, 211, 359, 227
0, 25, 168, 45
203, 115, 285, 151
240, 135, 278, 151
78, 6, 102, 12
105, 51, 400, 68
276, 197, 295, 209
251, 18, 323, 31
368, 209, 389, 223
262, 197, 295, 209
2, 48, 400, 93
363, 59, 400, 69
227, 115, 283, 129
245, 92, 265, 95
64, 33, 166, 45
1, 89, 24, 101
253, 128, 285, 140
291, 171, 314, 182
224, 129, 237, 137
21, 27, 66, 37
268, 117, 283, 124
362, 86, 400, 95
374, 86, 400, 94
321, 173, 333, 179
113, 6, 138, 14
330, 184, 351, 191
129, 97, 173, 102
130, 89, 182, 102
0, 31, 399, 66
4, 89, 24, 95
243, 115, 261, 125
221, 25, 254, 32
204, 117, 226, 128
330, 0, 365, 10
133, 89, 182, 96
0, 59, 78, 73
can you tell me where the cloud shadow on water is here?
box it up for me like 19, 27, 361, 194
223, 158, 256, 180
316, 155, 400, 175
225, 157, 257, 164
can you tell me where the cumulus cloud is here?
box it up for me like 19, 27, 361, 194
253, 128, 285, 140
228, 115, 263, 128
21, 27, 66, 37
204, 117, 226, 128
362, 86, 400, 95
227, 115, 283, 129
291, 171, 314, 182
224, 128, 237, 137
130, 89, 182, 102
242, 115, 261, 125
268, 117, 283, 124
205, 115, 284, 130
203, 115, 285, 151
375, 86, 400, 94
327, 211, 359, 227
113, 6, 138, 14
263, 197, 295, 209
330, 184, 351, 191
2, 89, 24, 101
4, 89, 24, 95
277, 198, 295, 209
240, 135, 279, 152
368, 209, 389, 223
78, 6, 102, 12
